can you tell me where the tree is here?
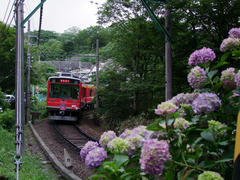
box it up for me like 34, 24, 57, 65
0, 22, 16, 93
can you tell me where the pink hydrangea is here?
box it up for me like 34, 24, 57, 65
220, 67, 236, 90
188, 47, 216, 66
139, 139, 170, 175
155, 101, 178, 116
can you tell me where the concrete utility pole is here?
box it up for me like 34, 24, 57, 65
26, 20, 31, 123
15, 0, 25, 154
95, 39, 99, 108
15, 1, 24, 179
165, 7, 172, 101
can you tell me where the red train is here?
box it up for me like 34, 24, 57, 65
46, 72, 95, 121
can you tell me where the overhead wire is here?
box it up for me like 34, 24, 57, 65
3, 0, 11, 22
5, 0, 16, 25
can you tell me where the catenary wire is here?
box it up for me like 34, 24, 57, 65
3, 0, 11, 22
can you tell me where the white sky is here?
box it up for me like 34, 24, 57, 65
0, 0, 106, 33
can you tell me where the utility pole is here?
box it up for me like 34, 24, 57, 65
26, 20, 31, 123
165, 6, 172, 101
15, 0, 24, 179
95, 39, 99, 108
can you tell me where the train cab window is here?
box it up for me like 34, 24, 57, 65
49, 84, 79, 99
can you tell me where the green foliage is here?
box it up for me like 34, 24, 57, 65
0, 21, 16, 93
0, 109, 15, 131
0, 89, 10, 110
31, 100, 48, 120
0, 127, 57, 180
31, 62, 56, 87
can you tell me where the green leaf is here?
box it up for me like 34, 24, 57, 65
200, 131, 214, 142
198, 160, 216, 168
113, 154, 129, 167
207, 70, 218, 81
88, 174, 107, 180
182, 169, 195, 180
147, 119, 164, 131
219, 141, 228, 146
215, 158, 233, 164
120, 173, 131, 179
177, 167, 187, 180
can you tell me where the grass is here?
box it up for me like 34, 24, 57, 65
0, 127, 58, 180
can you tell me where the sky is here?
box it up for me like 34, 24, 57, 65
0, 0, 106, 33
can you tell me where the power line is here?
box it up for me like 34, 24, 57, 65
3, 0, 11, 22
5, 0, 16, 25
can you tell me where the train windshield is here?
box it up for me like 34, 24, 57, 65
49, 84, 79, 99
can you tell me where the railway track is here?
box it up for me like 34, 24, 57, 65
53, 121, 97, 151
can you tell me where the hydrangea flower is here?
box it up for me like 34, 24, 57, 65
220, 37, 240, 52
174, 117, 190, 130
119, 129, 132, 139
170, 93, 199, 106
198, 171, 224, 180
80, 141, 99, 161
188, 66, 207, 89
229, 27, 240, 39
192, 93, 221, 114
85, 147, 107, 168
131, 125, 152, 139
155, 101, 178, 116
235, 70, 240, 89
99, 131, 117, 148
188, 47, 216, 66
126, 134, 144, 155
107, 137, 130, 154
139, 139, 170, 175
220, 67, 236, 90
208, 120, 227, 136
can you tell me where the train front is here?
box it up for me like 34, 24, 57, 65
46, 75, 82, 121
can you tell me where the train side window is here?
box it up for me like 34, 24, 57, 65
82, 87, 86, 97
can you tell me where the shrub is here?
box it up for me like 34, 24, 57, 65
0, 109, 15, 131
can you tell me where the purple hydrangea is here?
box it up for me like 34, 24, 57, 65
126, 134, 144, 155
119, 129, 132, 139
170, 93, 199, 106
192, 93, 221, 114
188, 66, 207, 89
188, 47, 216, 66
155, 101, 178, 116
139, 139, 170, 175
131, 125, 152, 139
235, 70, 240, 89
80, 141, 99, 161
85, 147, 107, 168
220, 68, 236, 90
220, 37, 240, 52
229, 28, 240, 39
99, 131, 117, 148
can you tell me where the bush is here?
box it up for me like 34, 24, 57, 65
0, 109, 15, 131
31, 99, 48, 120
